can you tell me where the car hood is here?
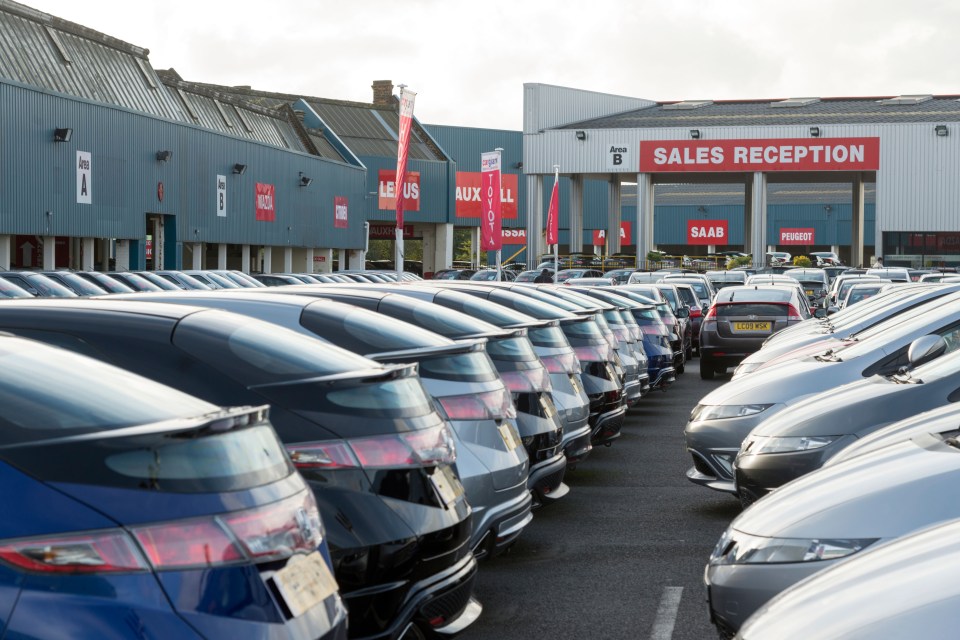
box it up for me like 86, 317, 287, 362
733, 434, 960, 539
696, 357, 852, 407
739, 336, 843, 368
747, 375, 901, 438
826, 403, 960, 466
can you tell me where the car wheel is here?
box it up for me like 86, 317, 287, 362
677, 361, 685, 374
686, 346, 693, 360
700, 357, 715, 380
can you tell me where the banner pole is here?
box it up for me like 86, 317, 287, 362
553, 165, 559, 279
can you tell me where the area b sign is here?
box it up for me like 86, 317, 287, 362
687, 219, 728, 245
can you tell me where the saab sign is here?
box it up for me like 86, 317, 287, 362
687, 220, 728, 245
780, 228, 815, 245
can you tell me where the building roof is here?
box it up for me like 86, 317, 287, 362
0, 0, 184, 119
564, 95, 960, 130
185, 82, 448, 162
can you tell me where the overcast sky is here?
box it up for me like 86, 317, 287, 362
25, 0, 960, 130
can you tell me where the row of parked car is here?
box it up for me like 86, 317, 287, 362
682, 278, 960, 638
0, 267, 703, 639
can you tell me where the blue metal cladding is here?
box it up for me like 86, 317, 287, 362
0, 79, 365, 248
360, 154, 452, 224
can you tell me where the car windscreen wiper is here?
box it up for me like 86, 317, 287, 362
891, 366, 922, 385
814, 349, 842, 363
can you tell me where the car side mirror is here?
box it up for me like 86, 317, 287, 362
675, 306, 690, 319
814, 308, 828, 319
908, 334, 948, 369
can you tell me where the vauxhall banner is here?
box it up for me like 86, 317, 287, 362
394, 87, 417, 228
377, 170, 421, 211
687, 219, 728, 245
480, 151, 503, 251
639, 137, 880, 173
455, 172, 519, 218
255, 182, 276, 222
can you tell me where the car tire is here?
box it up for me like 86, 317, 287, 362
677, 361, 685, 374
700, 357, 715, 380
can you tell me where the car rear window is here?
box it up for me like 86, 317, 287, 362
380, 296, 497, 338
173, 309, 379, 385
436, 292, 532, 327
0, 339, 217, 444
719, 288, 792, 303
716, 303, 788, 317
0, 278, 31, 298
486, 335, 538, 362
527, 324, 570, 348
415, 350, 500, 383
263, 375, 437, 418
562, 318, 606, 342
2, 417, 293, 493
302, 305, 451, 353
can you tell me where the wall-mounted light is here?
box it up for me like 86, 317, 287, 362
53, 127, 73, 142
935, 125, 949, 137
690, 129, 701, 139
575, 130, 586, 141
824, 205, 832, 215
299, 173, 313, 187
232, 163, 247, 175
697, 205, 707, 213
156, 150, 173, 162
514, 161, 523, 169
809, 126, 821, 137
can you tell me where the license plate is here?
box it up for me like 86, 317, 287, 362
732, 321, 772, 331
569, 374, 582, 396
272, 552, 339, 618
430, 465, 464, 507
540, 395, 558, 419
498, 423, 521, 451
805, 289, 814, 296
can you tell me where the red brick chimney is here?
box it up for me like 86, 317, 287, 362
372, 80, 394, 107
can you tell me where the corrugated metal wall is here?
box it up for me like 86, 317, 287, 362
522, 83, 655, 135
0, 79, 365, 248
359, 154, 452, 224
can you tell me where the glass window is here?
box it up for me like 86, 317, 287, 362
380, 297, 494, 338
485, 335, 538, 362
303, 305, 449, 353
527, 325, 570, 348
561, 318, 606, 343
436, 292, 526, 327
415, 350, 500, 383
716, 303, 788, 317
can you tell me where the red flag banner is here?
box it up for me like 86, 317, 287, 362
334, 196, 348, 229
455, 172, 519, 218
480, 151, 503, 251
255, 182, 275, 222
394, 87, 417, 228
546, 178, 559, 245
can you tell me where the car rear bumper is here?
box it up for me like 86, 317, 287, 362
470, 486, 534, 558
590, 403, 626, 446
560, 416, 592, 466
650, 366, 676, 390
527, 451, 570, 507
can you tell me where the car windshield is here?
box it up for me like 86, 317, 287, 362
840, 301, 960, 359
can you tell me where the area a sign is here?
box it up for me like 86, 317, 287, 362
687, 220, 728, 245
592, 222, 633, 246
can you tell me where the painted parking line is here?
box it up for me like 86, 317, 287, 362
649, 586, 683, 640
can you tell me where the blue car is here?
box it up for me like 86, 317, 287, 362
0, 335, 347, 639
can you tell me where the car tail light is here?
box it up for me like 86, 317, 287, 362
437, 388, 517, 421
540, 351, 580, 374
500, 366, 552, 393
786, 304, 804, 322
220, 492, 322, 561
287, 424, 456, 470
134, 519, 245, 569
690, 307, 703, 319
0, 530, 148, 574
574, 343, 613, 364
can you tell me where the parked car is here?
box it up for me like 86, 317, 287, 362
765, 251, 791, 266
603, 268, 638, 284
661, 274, 717, 304
671, 283, 701, 358
809, 250, 842, 266
254, 286, 570, 504
209, 269, 268, 287
37, 270, 108, 295
735, 516, 960, 640
128, 270, 184, 290
698, 285, 812, 380
0, 333, 348, 639
652, 283, 692, 360
0, 276, 32, 298
839, 281, 887, 308
515, 269, 552, 283
252, 273, 309, 287
705, 270, 747, 291
182, 269, 244, 288
827, 273, 881, 306
865, 266, 911, 282
627, 271, 665, 284
423, 281, 594, 466
556, 268, 604, 283
780, 267, 830, 307
685, 294, 960, 495
103, 271, 165, 291
136, 270, 213, 290
0, 300, 480, 639
433, 268, 477, 280
0, 272, 77, 297
470, 268, 516, 281
562, 276, 616, 287
734, 333, 960, 505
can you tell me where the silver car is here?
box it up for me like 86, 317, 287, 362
103, 290, 533, 558
710, 409, 960, 637
733, 284, 960, 378
737, 516, 960, 639
684, 295, 960, 494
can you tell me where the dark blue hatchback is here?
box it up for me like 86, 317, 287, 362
0, 336, 347, 639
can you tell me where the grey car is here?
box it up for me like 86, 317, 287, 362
736, 516, 960, 639
780, 267, 829, 307
735, 333, 960, 505
698, 285, 811, 380
685, 294, 960, 495
106, 290, 534, 557
709, 405, 960, 636
733, 284, 960, 378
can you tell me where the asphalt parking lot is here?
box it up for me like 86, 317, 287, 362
464, 370, 738, 640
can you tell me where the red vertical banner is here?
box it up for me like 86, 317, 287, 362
394, 87, 417, 228
334, 196, 348, 229
255, 183, 276, 222
480, 151, 502, 250
546, 174, 559, 245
